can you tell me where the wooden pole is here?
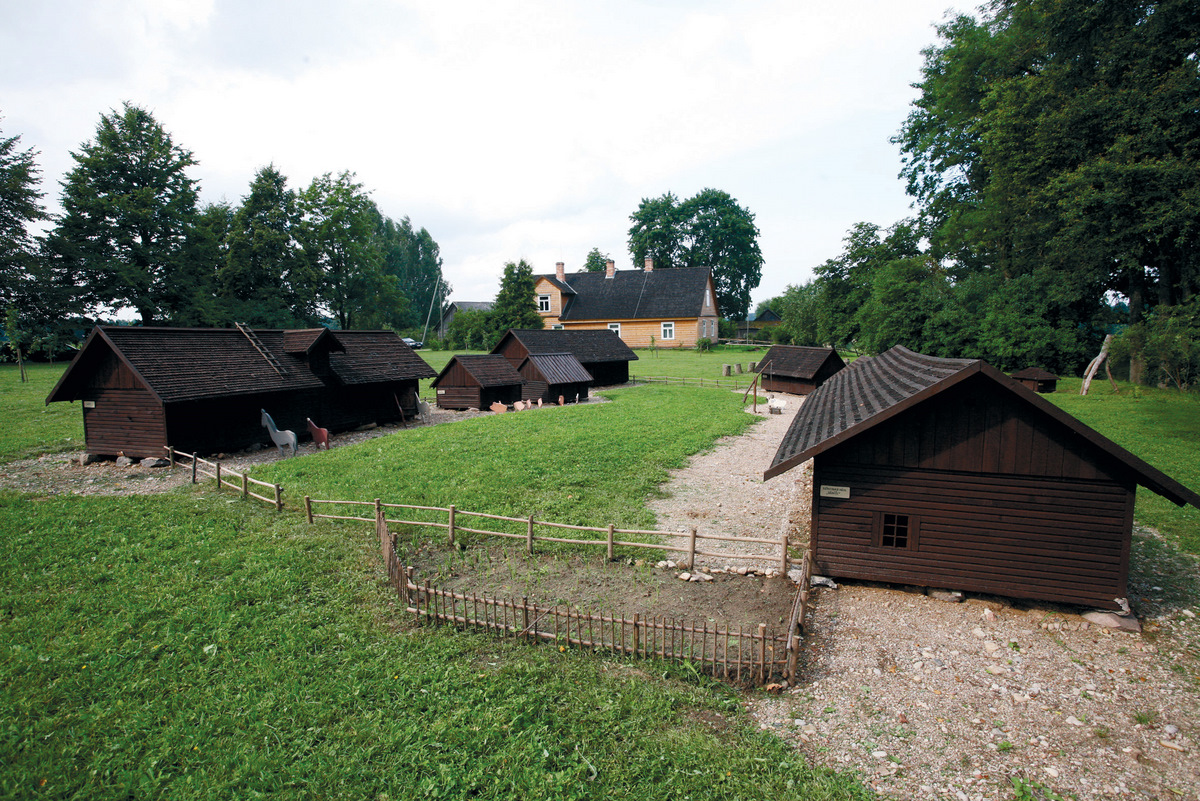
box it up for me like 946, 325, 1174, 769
304, 495, 313, 524
168, 446, 175, 466
448, 505, 456, 545
606, 524, 614, 562
242, 472, 248, 498
522, 597, 530, 641
1081, 334, 1113, 395
191, 454, 197, 484
758, 624, 767, 683
215, 462, 221, 491
632, 612, 640, 655
780, 530, 789, 575
274, 484, 283, 512
527, 514, 535, 555
687, 527, 697, 569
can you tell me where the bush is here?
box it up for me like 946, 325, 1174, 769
695, 337, 713, 352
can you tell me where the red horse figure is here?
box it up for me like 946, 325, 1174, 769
306, 418, 330, 450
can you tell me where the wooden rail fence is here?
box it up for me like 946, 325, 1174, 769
630, 374, 757, 391
165, 446, 283, 511
306, 496, 802, 573
376, 509, 806, 685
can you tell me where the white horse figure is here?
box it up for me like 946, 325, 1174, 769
261, 409, 297, 457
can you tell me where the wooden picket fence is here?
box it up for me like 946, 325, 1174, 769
375, 507, 811, 685
305, 496, 802, 573
165, 446, 284, 511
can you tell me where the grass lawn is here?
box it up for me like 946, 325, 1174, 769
628, 345, 770, 383
0, 490, 869, 800
0, 364, 84, 464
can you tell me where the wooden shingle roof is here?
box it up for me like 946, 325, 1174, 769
431, 354, 524, 388
764, 346, 1200, 509
534, 267, 714, 321
497, 329, 638, 364
1010, 367, 1059, 381
520, 353, 593, 385
46, 325, 433, 405
758, 345, 844, 380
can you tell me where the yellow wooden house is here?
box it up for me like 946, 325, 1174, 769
533, 259, 720, 348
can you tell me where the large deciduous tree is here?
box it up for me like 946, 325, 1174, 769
48, 103, 200, 324
377, 214, 447, 334
628, 188, 763, 321
582, 247, 610, 273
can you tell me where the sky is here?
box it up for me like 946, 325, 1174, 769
1, 0, 963, 315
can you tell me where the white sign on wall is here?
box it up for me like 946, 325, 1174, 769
819, 485, 850, 499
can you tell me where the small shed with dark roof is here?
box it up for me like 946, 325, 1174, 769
430, 354, 525, 410
1010, 367, 1060, 394
492, 328, 638, 386
517, 352, 593, 404
46, 325, 436, 458
756, 345, 846, 395
764, 346, 1200, 610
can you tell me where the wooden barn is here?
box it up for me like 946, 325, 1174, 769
517, 352, 593, 404
1010, 367, 1060, 393
757, 345, 846, 395
45, 325, 436, 458
764, 346, 1200, 610
431, 354, 524, 410
492, 328, 638, 386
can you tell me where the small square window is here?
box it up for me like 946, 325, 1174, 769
608, 322, 621, 336
661, 321, 675, 340
538, 294, 551, 313
873, 511, 918, 551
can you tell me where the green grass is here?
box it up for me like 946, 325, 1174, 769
1047, 378, 1200, 554
0, 490, 871, 800
0, 364, 84, 464
629, 345, 770, 382
255, 385, 760, 532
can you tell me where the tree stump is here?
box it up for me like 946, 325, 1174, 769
735, 363, 744, 374
722, 364, 731, 377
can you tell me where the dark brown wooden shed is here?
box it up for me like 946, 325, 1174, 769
517, 352, 593, 404
1010, 367, 1060, 393
45, 325, 436, 458
492, 329, 637, 386
765, 346, 1200, 610
430, 354, 525, 410
757, 345, 846, 395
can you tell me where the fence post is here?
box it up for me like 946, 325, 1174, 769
215, 462, 221, 491
167, 446, 175, 466
274, 484, 283, 512
757, 624, 767, 683
606, 524, 614, 562
522, 597, 530, 640
527, 514, 534, 555
304, 495, 313, 524
242, 472, 248, 498
374, 499, 383, 539
448, 505, 456, 546
632, 612, 640, 655
687, 527, 697, 569
191, 453, 197, 484
780, 530, 789, 575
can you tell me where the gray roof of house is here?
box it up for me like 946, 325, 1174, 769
758, 345, 844, 380
534, 267, 714, 321
497, 329, 638, 364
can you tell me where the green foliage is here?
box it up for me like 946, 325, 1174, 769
0, 117, 47, 313
444, 308, 495, 350
489, 259, 544, 339
0, 489, 869, 800
695, 337, 713, 353
376, 214, 448, 334
627, 189, 764, 321
1111, 299, 1200, 390
583, 247, 610, 273
47, 102, 200, 324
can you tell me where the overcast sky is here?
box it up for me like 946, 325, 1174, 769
2, 0, 961, 313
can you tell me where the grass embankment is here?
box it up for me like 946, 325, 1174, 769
1048, 377, 1200, 554
0, 491, 867, 800
0, 364, 83, 463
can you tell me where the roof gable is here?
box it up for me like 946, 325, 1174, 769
494, 328, 638, 364
532, 267, 714, 321
765, 346, 1200, 509
431, 354, 524, 388
519, 352, 593, 385
1010, 367, 1059, 381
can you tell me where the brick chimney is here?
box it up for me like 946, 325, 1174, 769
605, 259, 615, 279
555, 261, 565, 281
644, 257, 654, 272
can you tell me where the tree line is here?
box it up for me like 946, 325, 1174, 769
1, 102, 448, 361
764, 0, 1199, 383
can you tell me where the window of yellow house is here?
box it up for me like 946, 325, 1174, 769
661, 321, 675, 340
538, 294, 551, 313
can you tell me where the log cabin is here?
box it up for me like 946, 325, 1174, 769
756, 345, 846, 395
764, 346, 1200, 610
491, 328, 637, 386
1009, 367, 1060, 393
532, 259, 719, 349
45, 325, 436, 458
430, 354, 524, 410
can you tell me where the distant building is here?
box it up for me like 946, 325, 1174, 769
492, 328, 638, 386
437, 301, 493, 338
756, 345, 846, 395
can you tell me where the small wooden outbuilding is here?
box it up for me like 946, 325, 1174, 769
765, 346, 1200, 610
756, 345, 846, 395
431, 355, 524, 410
45, 325, 436, 458
492, 328, 637, 386
1009, 367, 1059, 393
517, 352, 593, 404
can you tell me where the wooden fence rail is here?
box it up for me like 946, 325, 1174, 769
630, 374, 757, 391
375, 510, 799, 685
308, 496, 801, 572
165, 446, 283, 511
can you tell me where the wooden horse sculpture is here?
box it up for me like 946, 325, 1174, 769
261, 409, 297, 457
306, 418, 330, 450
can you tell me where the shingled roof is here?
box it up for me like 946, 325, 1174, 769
46, 325, 434, 405
764, 345, 1200, 509
534, 267, 714, 320
497, 328, 638, 364
520, 353, 593, 385
758, 345, 844, 379
431, 354, 524, 388
1009, 367, 1059, 381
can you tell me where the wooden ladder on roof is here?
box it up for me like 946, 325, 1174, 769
235, 322, 290, 376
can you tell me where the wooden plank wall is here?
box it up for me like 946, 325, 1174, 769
82, 388, 167, 457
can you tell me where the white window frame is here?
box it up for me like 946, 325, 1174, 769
661, 321, 675, 340
537, 294, 551, 313
706, 287, 714, 309
608, 322, 621, 337
552, 324, 564, 330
